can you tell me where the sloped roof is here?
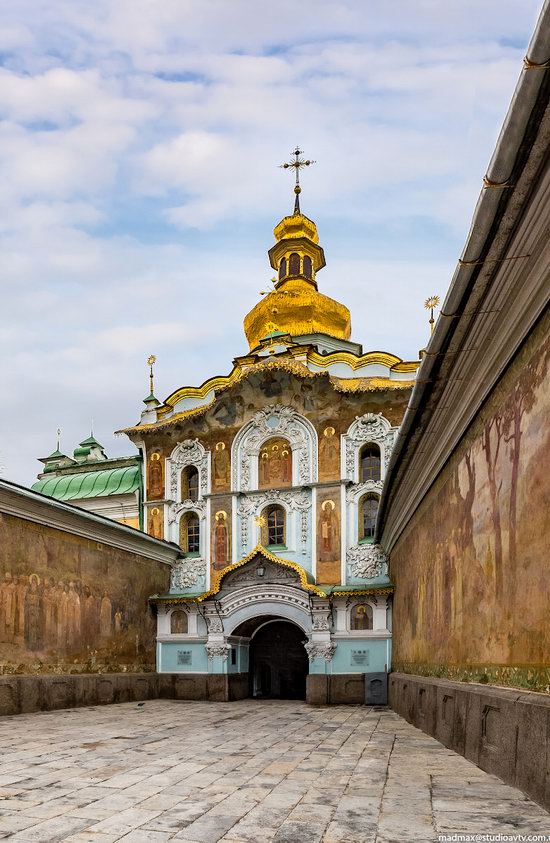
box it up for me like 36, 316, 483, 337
31, 465, 140, 501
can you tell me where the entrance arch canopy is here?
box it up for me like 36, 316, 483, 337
224, 596, 312, 636
209, 548, 320, 635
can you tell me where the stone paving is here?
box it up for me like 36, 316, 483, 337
0, 700, 548, 843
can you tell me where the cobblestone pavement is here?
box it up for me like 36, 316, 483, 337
0, 700, 548, 843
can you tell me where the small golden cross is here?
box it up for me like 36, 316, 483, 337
279, 147, 315, 213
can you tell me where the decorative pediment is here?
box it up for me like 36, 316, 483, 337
222, 558, 301, 590
203, 545, 325, 599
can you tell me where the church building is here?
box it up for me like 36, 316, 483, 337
119, 151, 420, 703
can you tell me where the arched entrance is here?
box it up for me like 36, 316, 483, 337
233, 617, 309, 700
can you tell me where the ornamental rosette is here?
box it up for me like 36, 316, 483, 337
170, 557, 205, 591
347, 543, 387, 579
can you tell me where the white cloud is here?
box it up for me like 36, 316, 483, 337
0, 0, 544, 484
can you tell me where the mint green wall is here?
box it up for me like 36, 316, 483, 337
330, 639, 390, 673
157, 638, 390, 675
227, 643, 249, 674
158, 641, 208, 673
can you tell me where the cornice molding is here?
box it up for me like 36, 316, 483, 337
119, 352, 418, 435
379, 80, 550, 552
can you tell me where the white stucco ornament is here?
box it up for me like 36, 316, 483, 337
170, 557, 205, 590
206, 642, 231, 660
168, 499, 206, 524
232, 404, 317, 491
347, 543, 387, 579
169, 439, 209, 498
344, 413, 396, 481
304, 642, 337, 661
237, 489, 311, 552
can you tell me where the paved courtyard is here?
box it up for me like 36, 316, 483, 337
0, 700, 548, 843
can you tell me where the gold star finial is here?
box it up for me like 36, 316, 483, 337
424, 295, 440, 335
147, 354, 157, 395
279, 146, 315, 214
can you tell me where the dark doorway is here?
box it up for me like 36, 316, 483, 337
249, 620, 308, 700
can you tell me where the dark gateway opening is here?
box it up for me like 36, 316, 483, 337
249, 620, 309, 700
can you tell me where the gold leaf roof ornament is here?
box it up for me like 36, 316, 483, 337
424, 295, 440, 335
244, 147, 352, 351
143, 354, 160, 407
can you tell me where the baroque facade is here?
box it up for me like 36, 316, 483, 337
119, 191, 420, 702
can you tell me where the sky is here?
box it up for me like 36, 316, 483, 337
0, 0, 544, 485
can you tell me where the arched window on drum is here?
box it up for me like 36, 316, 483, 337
279, 257, 287, 280
359, 444, 381, 483
359, 494, 379, 542
181, 465, 199, 501
303, 255, 313, 279
350, 603, 373, 630
180, 512, 200, 555
288, 252, 300, 276
263, 504, 286, 548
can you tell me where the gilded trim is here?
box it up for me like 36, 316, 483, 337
119, 353, 417, 435
152, 545, 326, 605
202, 544, 326, 599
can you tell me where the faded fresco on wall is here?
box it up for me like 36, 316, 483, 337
318, 426, 340, 481
212, 441, 230, 492
258, 437, 292, 489
147, 452, 163, 499
148, 506, 164, 540
0, 514, 170, 673
139, 368, 410, 474
139, 367, 413, 584
391, 323, 550, 691
316, 487, 342, 584
210, 494, 232, 575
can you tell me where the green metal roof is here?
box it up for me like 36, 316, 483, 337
31, 465, 140, 502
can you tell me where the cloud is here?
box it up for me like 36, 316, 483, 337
0, 0, 543, 484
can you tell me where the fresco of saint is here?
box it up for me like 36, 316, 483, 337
149, 453, 163, 499
213, 442, 230, 490
213, 511, 229, 570
258, 438, 292, 490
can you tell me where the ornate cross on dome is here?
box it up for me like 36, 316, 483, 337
147, 354, 157, 396
279, 146, 315, 214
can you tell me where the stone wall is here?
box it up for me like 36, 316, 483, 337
389, 672, 550, 810
0, 672, 251, 716
0, 672, 160, 715
389, 312, 550, 693
0, 487, 174, 675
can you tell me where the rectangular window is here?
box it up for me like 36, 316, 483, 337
231, 648, 237, 666
187, 521, 200, 553
268, 524, 284, 545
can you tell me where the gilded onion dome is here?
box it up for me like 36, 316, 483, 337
244, 210, 352, 351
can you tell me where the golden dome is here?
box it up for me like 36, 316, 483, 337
244, 211, 352, 351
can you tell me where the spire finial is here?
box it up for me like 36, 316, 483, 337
56, 428, 61, 451
147, 355, 157, 396
279, 146, 315, 215
424, 295, 440, 335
